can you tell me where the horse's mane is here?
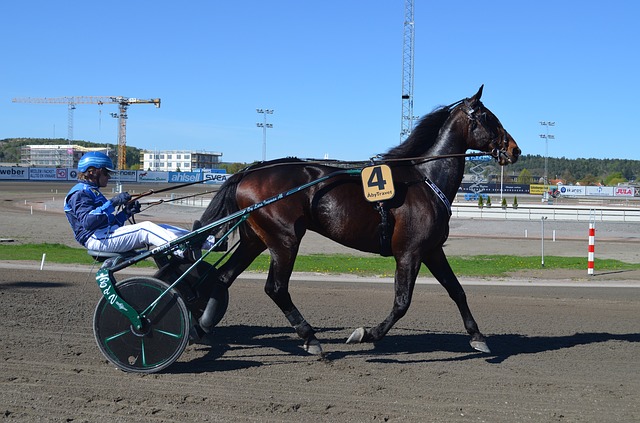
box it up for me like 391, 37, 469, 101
382, 106, 452, 159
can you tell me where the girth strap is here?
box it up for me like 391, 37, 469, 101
424, 177, 452, 216
376, 201, 393, 257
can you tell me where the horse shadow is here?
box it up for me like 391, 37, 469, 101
167, 324, 640, 373
364, 331, 640, 364
168, 324, 310, 374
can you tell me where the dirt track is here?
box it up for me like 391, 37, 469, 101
1, 267, 639, 422
1, 181, 640, 422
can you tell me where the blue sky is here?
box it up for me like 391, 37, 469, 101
2, 1, 639, 163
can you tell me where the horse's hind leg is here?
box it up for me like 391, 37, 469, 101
424, 247, 490, 353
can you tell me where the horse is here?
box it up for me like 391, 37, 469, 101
196, 85, 520, 355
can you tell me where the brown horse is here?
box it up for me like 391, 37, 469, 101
196, 86, 520, 355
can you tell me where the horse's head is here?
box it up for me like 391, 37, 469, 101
455, 85, 521, 165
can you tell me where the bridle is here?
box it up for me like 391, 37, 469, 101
458, 99, 512, 163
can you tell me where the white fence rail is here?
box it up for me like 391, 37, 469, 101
451, 203, 640, 222
170, 194, 640, 223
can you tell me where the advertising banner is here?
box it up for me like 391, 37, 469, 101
203, 172, 230, 184
558, 185, 586, 196
586, 186, 614, 197
458, 183, 529, 194
529, 184, 556, 195
67, 168, 79, 181
613, 186, 635, 197
29, 167, 68, 181
168, 172, 201, 183
116, 170, 138, 182
466, 156, 492, 162
137, 171, 168, 183
65, 169, 137, 182
501, 184, 530, 194
0, 166, 29, 180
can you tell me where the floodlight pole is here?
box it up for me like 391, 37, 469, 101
539, 121, 555, 201
256, 108, 274, 162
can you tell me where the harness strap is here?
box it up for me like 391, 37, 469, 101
375, 202, 393, 257
424, 177, 452, 216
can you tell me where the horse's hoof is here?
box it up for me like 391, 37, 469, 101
470, 340, 491, 354
346, 327, 366, 344
304, 339, 323, 355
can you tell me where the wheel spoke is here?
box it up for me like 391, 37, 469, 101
141, 339, 147, 368
154, 328, 184, 339
104, 330, 129, 343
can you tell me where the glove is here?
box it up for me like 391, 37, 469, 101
110, 192, 131, 207
125, 200, 141, 216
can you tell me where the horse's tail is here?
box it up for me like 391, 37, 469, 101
194, 173, 243, 243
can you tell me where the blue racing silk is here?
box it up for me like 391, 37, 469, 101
63, 181, 128, 245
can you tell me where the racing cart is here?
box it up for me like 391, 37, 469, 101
91, 168, 361, 373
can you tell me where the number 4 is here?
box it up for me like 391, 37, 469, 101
367, 166, 387, 190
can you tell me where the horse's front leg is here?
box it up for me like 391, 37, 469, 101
346, 254, 420, 344
265, 248, 323, 355
424, 247, 490, 353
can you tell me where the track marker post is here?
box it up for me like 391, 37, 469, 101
541, 216, 547, 267
588, 210, 596, 275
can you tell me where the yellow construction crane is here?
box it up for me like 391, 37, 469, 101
12, 96, 161, 170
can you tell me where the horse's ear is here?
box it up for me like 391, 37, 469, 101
471, 85, 484, 102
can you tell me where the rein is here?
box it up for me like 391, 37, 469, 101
130, 178, 209, 202
125, 178, 211, 223
235, 150, 495, 177
372, 151, 496, 166
137, 190, 218, 211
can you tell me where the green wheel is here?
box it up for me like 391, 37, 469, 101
93, 277, 190, 373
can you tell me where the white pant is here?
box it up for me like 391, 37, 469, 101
84, 221, 213, 253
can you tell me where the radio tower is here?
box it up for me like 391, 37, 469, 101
400, 0, 415, 143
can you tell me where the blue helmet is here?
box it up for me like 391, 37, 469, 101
77, 152, 115, 172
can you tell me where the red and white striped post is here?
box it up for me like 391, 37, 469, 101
587, 223, 595, 275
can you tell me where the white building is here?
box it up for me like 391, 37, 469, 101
141, 150, 223, 171
20, 144, 110, 167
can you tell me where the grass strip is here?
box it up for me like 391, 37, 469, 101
2, 243, 639, 277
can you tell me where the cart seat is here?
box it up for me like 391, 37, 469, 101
87, 249, 140, 261
88, 248, 172, 269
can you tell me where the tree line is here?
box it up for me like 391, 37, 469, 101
466, 154, 639, 186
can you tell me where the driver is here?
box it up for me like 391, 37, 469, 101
64, 151, 210, 262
